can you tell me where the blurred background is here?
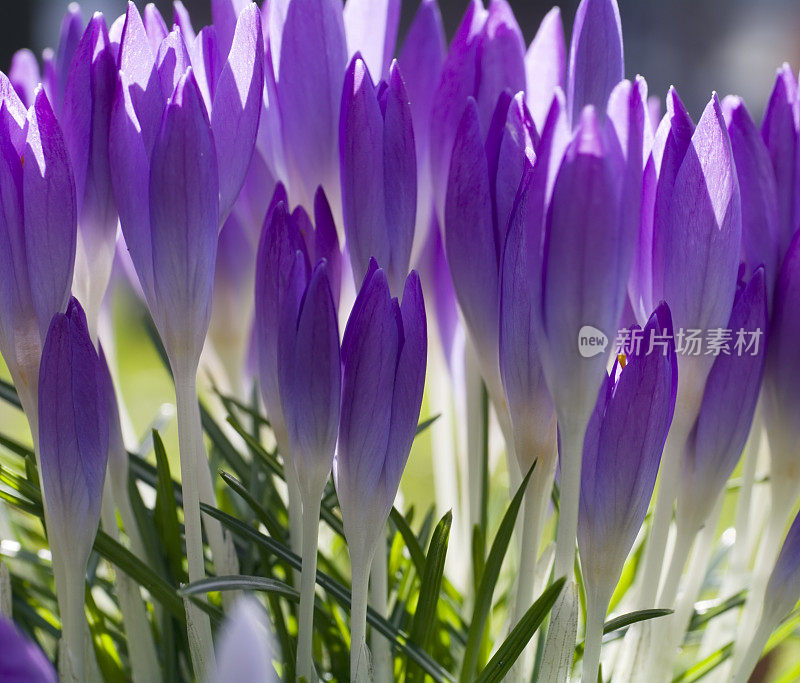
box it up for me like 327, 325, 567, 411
2, 0, 800, 120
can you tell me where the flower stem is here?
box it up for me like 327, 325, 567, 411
297, 495, 322, 682
350, 558, 372, 682
581, 598, 607, 683
370, 537, 392, 682
174, 371, 215, 676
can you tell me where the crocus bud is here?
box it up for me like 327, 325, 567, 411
278, 259, 341, 498
0, 615, 57, 683
0, 85, 77, 428
269, 0, 347, 209
723, 97, 780, 302
524, 7, 566, 131
444, 91, 535, 406
214, 597, 278, 683
340, 56, 416, 294
38, 298, 109, 682
761, 64, 798, 261
62, 13, 119, 332
678, 268, 768, 529
566, 0, 624, 128
336, 261, 427, 564
343, 0, 400, 80
149, 69, 220, 372
537, 106, 628, 423
578, 303, 677, 607
764, 232, 800, 484
429, 0, 526, 223
651, 93, 742, 413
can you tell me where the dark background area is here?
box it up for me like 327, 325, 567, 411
2, 0, 799, 120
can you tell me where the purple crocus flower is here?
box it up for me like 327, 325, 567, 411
38, 298, 109, 682
62, 13, 118, 332
278, 258, 340, 499
678, 267, 768, 529
761, 64, 798, 261
429, 0, 526, 223
566, 0, 624, 127
0, 83, 77, 429
110, 1, 263, 368
335, 259, 426, 679
255, 188, 342, 448
723, 97, 780, 302
0, 616, 57, 683
578, 303, 677, 683
340, 55, 416, 294
763, 231, 800, 485
268, 0, 347, 211
444, 90, 535, 408
524, 7, 566, 131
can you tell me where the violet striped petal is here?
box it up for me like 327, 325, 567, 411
23, 88, 77, 339
43, 3, 83, 116
212, 0, 250, 60
148, 69, 219, 368
143, 3, 169, 54
38, 298, 109, 576
0, 616, 57, 683
525, 7, 566, 131
9, 49, 39, 108
566, 0, 624, 128
343, 0, 400, 80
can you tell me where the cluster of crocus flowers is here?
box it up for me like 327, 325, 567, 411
3, 0, 800, 681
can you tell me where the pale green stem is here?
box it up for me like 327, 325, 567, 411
174, 371, 215, 674
350, 558, 373, 682
56, 563, 87, 683
297, 495, 322, 682
275, 426, 303, 584
370, 538, 392, 682
582, 596, 608, 683
731, 617, 772, 683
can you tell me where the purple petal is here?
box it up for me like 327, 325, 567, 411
0, 72, 29, 154
118, 1, 165, 154
566, 0, 624, 128
382, 62, 417, 293
525, 7, 566, 131
313, 187, 342, 309
0, 616, 57, 683
254, 200, 308, 425
681, 268, 767, 524
444, 98, 498, 366
63, 14, 118, 246
109, 72, 156, 306
211, 3, 264, 220
761, 64, 799, 260
657, 94, 741, 337
156, 27, 192, 102
271, 0, 347, 206
212, 0, 250, 60
343, 0, 400, 80
279, 261, 340, 489
148, 69, 219, 366
191, 27, 223, 111
765, 231, 800, 458
9, 49, 40, 108
383, 270, 427, 502
578, 302, 676, 600
541, 107, 625, 414
143, 3, 169, 54
500, 178, 556, 463
38, 298, 109, 572
43, 3, 83, 116
338, 265, 398, 504
340, 56, 387, 285
723, 96, 780, 302
173, 0, 196, 44
24, 88, 78, 339
766, 508, 800, 621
